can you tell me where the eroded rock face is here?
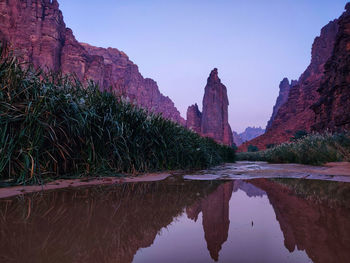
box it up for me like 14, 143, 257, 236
239, 19, 339, 151
186, 69, 233, 146
186, 103, 202, 134
266, 78, 294, 131
0, 0, 185, 125
201, 69, 233, 146
312, 6, 350, 131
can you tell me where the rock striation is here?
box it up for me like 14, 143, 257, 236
0, 0, 185, 125
186, 69, 234, 146
312, 5, 350, 131
239, 18, 339, 151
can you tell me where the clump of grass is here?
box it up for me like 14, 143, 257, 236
237, 132, 350, 165
0, 45, 235, 185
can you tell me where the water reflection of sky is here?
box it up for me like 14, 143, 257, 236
133, 182, 310, 263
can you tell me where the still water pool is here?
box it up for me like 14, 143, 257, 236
0, 174, 349, 263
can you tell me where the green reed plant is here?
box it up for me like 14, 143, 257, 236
0, 45, 235, 185
236, 132, 350, 165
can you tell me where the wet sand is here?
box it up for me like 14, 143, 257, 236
0, 173, 171, 199
184, 162, 350, 182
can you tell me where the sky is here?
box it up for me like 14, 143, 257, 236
59, 0, 347, 133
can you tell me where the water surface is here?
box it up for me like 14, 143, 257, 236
0, 176, 350, 263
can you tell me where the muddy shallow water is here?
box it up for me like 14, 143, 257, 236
1, 169, 350, 263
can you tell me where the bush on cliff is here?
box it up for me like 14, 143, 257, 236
236, 132, 350, 165
0, 46, 235, 185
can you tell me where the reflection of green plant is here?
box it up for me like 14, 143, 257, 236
236, 132, 350, 165
248, 145, 259, 152
0, 44, 235, 185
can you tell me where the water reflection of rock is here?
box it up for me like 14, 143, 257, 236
252, 179, 350, 263
186, 180, 265, 261
0, 180, 222, 263
186, 182, 233, 261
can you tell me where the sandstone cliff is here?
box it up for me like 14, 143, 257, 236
266, 78, 295, 131
312, 4, 350, 131
239, 19, 339, 151
0, 0, 185, 125
186, 69, 234, 146
186, 103, 202, 134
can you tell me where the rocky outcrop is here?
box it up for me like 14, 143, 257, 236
239, 127, 265, 142
266, 78, 294, 131
0, 0, 185, 125
232, 127, 265, 147
186, 103, 202, 134
186, 69, 233, 146
232, 131, 244, 146
312, 5, 350, 131
202, 69, 233, 146
239, 19, 339, 151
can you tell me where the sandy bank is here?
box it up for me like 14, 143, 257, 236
0, 173, 171, 199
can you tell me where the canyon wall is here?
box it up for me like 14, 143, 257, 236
239, 18, 339, 151
266, 78, 295, 131
312, 4, 350, 131
186, 69, 234, 146
0, 0, 185, 125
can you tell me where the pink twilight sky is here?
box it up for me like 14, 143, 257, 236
59, 0, 347, 133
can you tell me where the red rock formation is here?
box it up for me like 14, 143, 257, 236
186, 69, 233, 146
266, 78, 293, 131
201, 69, 233, 146
186, 103, 202, 134
0, 0, 185, 125
186, 182, 233, 262
239, 19, 339, 151
312, 5, 350, 131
